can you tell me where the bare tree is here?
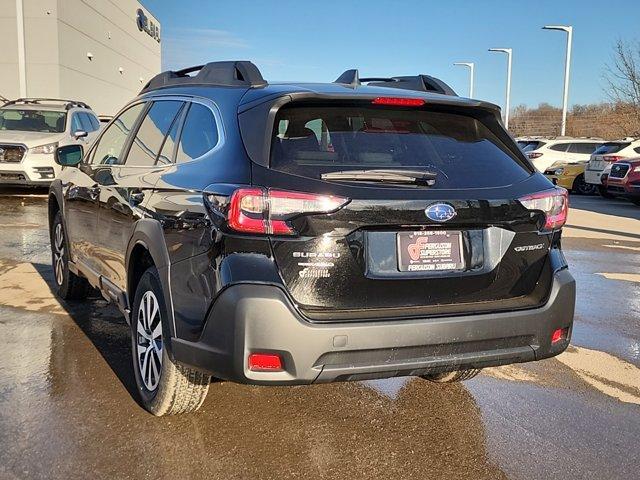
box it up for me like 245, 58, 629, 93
604, 39, 640, 135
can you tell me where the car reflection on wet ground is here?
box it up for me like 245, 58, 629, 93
0, 188, 638, 480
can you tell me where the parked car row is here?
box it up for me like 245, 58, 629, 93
0, 98, 102, 185
517, 135, 640, 205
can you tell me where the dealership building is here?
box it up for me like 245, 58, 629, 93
0, 0, 161, 115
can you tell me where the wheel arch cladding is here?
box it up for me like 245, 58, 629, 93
126, 219, 177, 337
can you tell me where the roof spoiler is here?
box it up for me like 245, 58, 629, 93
333, 69, 457, 96
141, 61, 267, 93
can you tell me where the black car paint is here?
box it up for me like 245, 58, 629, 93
49, 80, 572, 379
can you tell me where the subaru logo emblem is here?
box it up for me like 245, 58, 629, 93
425, 203, 457, 222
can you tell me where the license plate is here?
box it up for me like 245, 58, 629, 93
397, 230, 464, 272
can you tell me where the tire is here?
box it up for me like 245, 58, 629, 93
421, 369, 482, 383
131, 266, 210, 415
598, 185, 615, 199
50, 211, 90, 300
572, 174, 596, 195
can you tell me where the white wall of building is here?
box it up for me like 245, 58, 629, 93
0, 0, 161, 115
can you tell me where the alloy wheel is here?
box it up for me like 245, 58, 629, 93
53, 223, 65, 286
136, 291, 163, 391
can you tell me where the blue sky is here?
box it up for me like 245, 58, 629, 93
143, 0, 639, 110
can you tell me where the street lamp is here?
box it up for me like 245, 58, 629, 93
488, 48, 512, 129
543, 25, 573, 136
453, 62, 475, 98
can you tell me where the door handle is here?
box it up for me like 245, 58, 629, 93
130, 191, 145, 205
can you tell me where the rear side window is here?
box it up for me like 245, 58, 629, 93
549, 143, 570, 152
568, 142, 600, 154
126, 101, 184, 167
175, 103, 219, 163
594, 142, 630, 155
270, 104, 530, 189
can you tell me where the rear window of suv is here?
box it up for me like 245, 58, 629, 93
593, 142, 630, 155
270, 104, 531, 189
517, 140, 545, 152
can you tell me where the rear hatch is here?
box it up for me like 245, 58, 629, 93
247, 99, 558, 321
588, 142, 631, 172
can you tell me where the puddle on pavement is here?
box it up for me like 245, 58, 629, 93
556, 345, 640, 405
596, 272, 640, 283
0, 260, 66, 315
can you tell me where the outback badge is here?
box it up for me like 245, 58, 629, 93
425, 203, 457, 222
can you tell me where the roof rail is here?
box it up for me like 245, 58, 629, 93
333, 69, 457, 96
2, 98, 92, 110
141, 61, 267, 93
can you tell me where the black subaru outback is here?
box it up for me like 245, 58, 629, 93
49, 61, 575, 415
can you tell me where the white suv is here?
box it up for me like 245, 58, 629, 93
0, 98, 101, 186
523, 137, 603, 172
585, 139, 640, 195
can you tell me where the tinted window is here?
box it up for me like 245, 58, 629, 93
175, 103, 219, 163
71, 113, 84, 132
568, 142, 600, 155
126, 101, 184, 167
271, 105, 530, 189
549, 143, 569, 152
78, 112, 99, 132
0, 109, 66, 133
519, 141, 545, 152
77, 112, 95, 132
594, 142, 630, 155
91, 103, 145, 165
157, 108, 183, 165
634, 147, 640, 154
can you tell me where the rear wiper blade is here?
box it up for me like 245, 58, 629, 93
321, 169, 437, 186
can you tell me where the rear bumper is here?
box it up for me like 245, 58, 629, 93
584, 169, 603, 185
171, 269, 576, 385
607, 178, 640, 198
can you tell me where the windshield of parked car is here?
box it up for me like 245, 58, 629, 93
0, 109, 67, 133
270, 104, 531, 189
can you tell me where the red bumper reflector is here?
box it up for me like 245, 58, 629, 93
248, 353, 283, 371
551, 328, 567, 344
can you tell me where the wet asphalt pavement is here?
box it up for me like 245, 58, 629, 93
0, 188, 638, 480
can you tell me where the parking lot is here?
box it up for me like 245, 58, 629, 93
0, 188, 637, 480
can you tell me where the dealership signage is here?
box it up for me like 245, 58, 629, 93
136, 8, 160, 43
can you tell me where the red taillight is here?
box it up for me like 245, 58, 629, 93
371, 97, 425, 107
527, 152, 543, 159
603, 155, 624, 162
248, 353, 283, 371
518, 187, 569, 231
227, 188, 349, 235
551, 328, 568, 344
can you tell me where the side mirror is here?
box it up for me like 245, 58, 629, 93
55, 144, 84, 167
73, 130, 88, 139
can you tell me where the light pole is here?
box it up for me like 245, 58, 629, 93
543, 25, 573, 136
453, 62, 475, 98
488, 48, 512, 129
